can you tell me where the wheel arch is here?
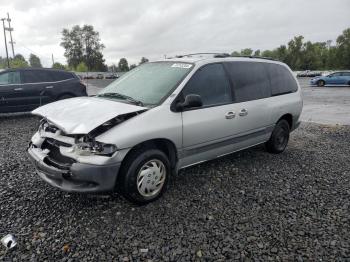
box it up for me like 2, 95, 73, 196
120, 138, 178, 170
277, 113, 293, 129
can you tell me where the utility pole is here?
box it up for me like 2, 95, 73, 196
6, 13, 15, 58
1, 18, 10, 68
51, 53, 55, 66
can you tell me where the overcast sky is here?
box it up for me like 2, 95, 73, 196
0, 0, 349, 67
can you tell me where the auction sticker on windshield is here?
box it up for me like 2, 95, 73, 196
171, 63, 192, 69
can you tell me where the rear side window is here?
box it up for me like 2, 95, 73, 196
22, 70, 53, 83
225, 62, 270, 102
182, 63, 232, 107
50, 71, 74, 81
266, 64, 298, 96
341, 72, 350, 76
0, 71, 21, 85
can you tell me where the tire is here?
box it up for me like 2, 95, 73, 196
118, 148, 170, 205
265, 119, 290, 154
58, 94, 74, 100
317, 80, 325, 87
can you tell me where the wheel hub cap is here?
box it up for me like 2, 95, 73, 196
137, 159, 166, 197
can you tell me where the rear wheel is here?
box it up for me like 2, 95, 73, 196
265, 119, 290, 154
317, 80, 325, 87
118, 148, 170, 205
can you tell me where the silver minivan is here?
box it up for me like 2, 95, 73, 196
28, 54, 303, 204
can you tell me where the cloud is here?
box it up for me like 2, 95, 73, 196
0, 0, 349, 67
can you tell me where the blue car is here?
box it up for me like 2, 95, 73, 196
310, 72, 350, 87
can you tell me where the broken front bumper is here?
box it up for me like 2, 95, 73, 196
28, 145, 120, 193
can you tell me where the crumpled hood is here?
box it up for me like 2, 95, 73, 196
32, 96, 147, 134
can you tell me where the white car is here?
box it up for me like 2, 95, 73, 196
28, 54, 303, 204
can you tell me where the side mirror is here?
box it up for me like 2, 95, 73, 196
176, 94, 203, 111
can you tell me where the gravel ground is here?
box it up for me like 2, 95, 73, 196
0, 115, 349, 261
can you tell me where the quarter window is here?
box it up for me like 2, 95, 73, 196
182, 63, 232, 107
50, 71, 74, 81
266, 63, 298, 96
225, 62, 270, 102
0, 71, 21, 85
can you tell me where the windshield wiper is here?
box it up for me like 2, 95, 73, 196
97, 92, 144, 106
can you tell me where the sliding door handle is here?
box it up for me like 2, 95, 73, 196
14, 88, 23, 91
225, 111, 236, 119
239, 108, 248, 116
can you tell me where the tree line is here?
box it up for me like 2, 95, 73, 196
231, 28, 350, 70
1, 26, 349, 71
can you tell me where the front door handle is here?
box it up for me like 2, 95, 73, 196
239, 108, 248, 116
45, 86, 54, 89
14, 88, 23, 91
225, 111, 236, 119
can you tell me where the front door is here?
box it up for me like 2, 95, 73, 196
179, 63, 245, 167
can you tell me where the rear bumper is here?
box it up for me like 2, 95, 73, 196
28, 146, 120, 193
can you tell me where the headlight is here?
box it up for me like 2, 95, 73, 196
74, 141, 118, 156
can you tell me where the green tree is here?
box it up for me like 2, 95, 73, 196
275, 45, 288, 63
0, 56, 8, 68
52, 62, 66, 70
139, 57, 149, 65
76, 62, 88, 72
118, 58, 129, 71
253, 49, 261, 57
29, 53, 42, 67
10, 54, 29, 68
261, 49, 277, 59
60, 24, 107, 71
240, 48, 253, 56
231, 51, 241, 56
230, 27, 350, 70
336, 28, 350, 69
129, 64, 137, 70
287, 36, 304, 70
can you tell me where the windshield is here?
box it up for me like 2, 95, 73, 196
98, 62, 193, 105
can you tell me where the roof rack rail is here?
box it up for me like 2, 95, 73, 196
169, 53, 278, 61
230, 55, 278, 61
174, 53, 231, 58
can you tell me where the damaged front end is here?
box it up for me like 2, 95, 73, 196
28, 111, 145, 193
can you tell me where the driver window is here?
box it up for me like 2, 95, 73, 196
182, 63, 232, 107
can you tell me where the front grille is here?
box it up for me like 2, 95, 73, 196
41, 139, 76, 170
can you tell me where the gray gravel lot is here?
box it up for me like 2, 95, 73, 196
0, 115, 349, 261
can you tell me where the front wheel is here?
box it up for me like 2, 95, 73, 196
317, 80, 325, 87
118, 148, 170, 204
265, 119, 290, 154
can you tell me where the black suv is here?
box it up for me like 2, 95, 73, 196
0, 68, 87, 113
